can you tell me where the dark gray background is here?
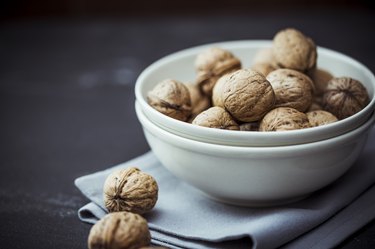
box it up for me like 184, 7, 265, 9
1, 2, 375, 248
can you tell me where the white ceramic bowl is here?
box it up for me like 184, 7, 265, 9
135, 40, 375, 146
136, 101, 375, 206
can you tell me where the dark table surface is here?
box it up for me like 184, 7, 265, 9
1, 9, 375, 249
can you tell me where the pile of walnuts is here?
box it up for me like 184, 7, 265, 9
147, 28, 370, 132
87, 167, 164, 249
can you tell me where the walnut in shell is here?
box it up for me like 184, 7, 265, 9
222, 69, 275, 122
185, 83, 211, 119
252, 47, 276, 65
273, 28, 317, 72
322, 77, 370, 120
195, 47, 241, 96
147, 79, 192, 121
192, 106, 239, 130
266, 69, 314, 112
306, 110, 338, 127
251, 63, 277, 77
259, 107, 311, 131
308, 68, 334, 96
103, 167, 158, 214
212, 74, 230, 108
88, 211, 151, 249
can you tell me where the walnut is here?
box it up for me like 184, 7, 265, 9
239, 122, 259, 131
252, 47, 276, 65
104, 167, 158, 215
88, 211, 151, 249
222, 69, 275, 122
308, 68, 334, 96
147, 79, 192, 121
195, 47, 241, 96
251, 63, 277, 77
306, 110, 338, 127
192, 106, 239, 130
273, 28, 317, 72
266, 69, 314, 112
212, 74, 230, 108
259, 107, 311, 131
322, 77, 370, 120
185, 83, 211, 119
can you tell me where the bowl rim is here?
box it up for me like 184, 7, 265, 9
135, 40, 375, 144
136, 101, 375, 158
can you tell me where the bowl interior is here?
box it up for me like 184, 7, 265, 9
135, 40, 375, 146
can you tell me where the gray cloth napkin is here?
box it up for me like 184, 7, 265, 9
75, 129, 375, 249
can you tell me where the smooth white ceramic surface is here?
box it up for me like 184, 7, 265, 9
135, 101, 375, 206
135, 40, 375, 146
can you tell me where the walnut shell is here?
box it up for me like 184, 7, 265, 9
192, 106, 239, 130
195, 47, 241, 96
273, 28, 317, 72
251, 63, 277, 77
88, 211, 151, 249
308, 68, 334, 96
306, 110, 338, 127
266, 69, 314, 112
252, 47, 276, 65
185, 82, 211, 118
147, 79, 192, 121
212, 74, 230, 108
104, 167, 158, 214
259, 107, 311, 131
322, 77, 370, 120
222, 69, 275, 122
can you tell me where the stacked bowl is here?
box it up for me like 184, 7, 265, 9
135, 40, 375, 206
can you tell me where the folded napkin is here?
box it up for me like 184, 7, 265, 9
75, 128, 375, 249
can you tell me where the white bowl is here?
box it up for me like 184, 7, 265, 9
135, 40, 375, 146
136, 101, 375, 206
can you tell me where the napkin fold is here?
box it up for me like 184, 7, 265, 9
75, 129, 375, 249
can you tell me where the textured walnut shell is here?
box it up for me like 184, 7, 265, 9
195, 47, 241, 96
104, 167, 158, 214
259, 107, 311, 131
222, 69, 275, 122
266, 69, 314, 112
185, 83, 211, 118
192, 106, 239, 130
147, 79, 192, 121
308, 68, 334, 96
306, 110, 338, 127
252, 47, 276, 65
212, 74, 230, 108
322, 77, 370, 120
88, 212, 151, 249
251, 63, 277, 77
273, 28, 317, 72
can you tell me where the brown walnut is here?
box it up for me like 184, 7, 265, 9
212, 74, 230, 108
195, 47, 241, 96
259, 107, 311, 131
266, 69, 314, 112
322, 77, 370, 120
104, 167, 158, 214
185, 82, 211, 119
147, 79, 192, 121
272, 28, 317, 72
307, 68, 334, 96
222, 69, 276, 122
192, 106, 239, 130
251, 63, 277, 77
88, 211, 151, 249
306, 110, 338, 127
